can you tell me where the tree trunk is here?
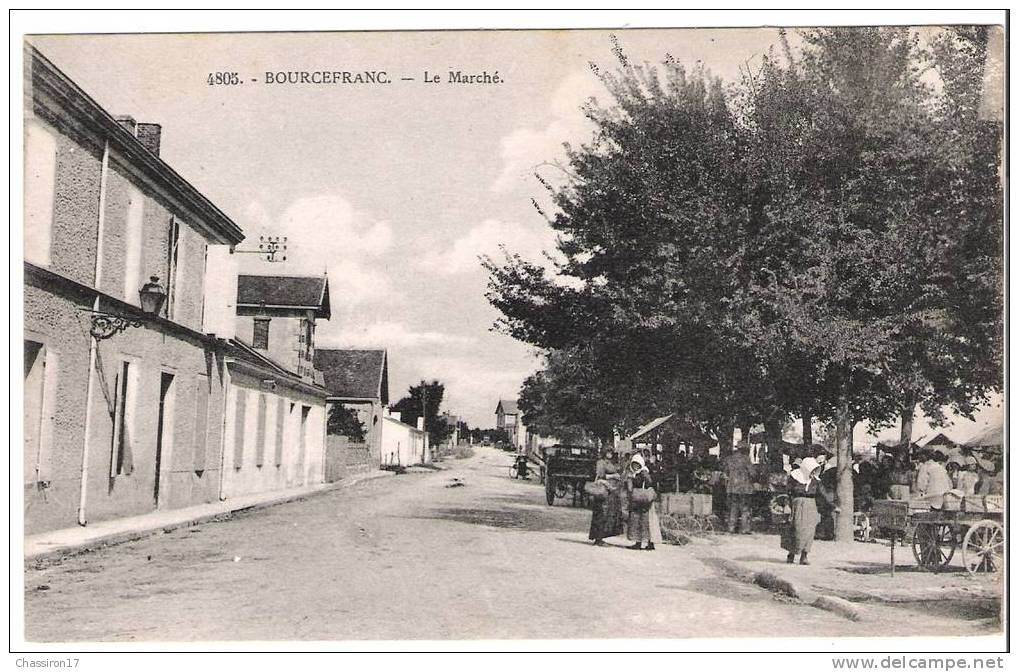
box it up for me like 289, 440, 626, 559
764, 416, 785, 472
834, 397, 855, 544
899, 391, 916, 447
801, 408, 813, 446
716, 419, 735, 457
738, 420, 752, 448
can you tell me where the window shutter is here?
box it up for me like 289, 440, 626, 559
255, 393, 268, 467
194, 376, 209, 471
233, 389, 247, 469
274, 397, 286, 466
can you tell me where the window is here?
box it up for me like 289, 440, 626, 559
166, 215, 180, 318
110, 361, 135, 477
24, 341, 47, 484
24, 121, 57, 266
154, 372, 175, 505
123, 185, 144, 304
252, 318, 270, 350
193, 375, 210, 472
274, 397, 286, 467
233, 388, 247, 470
255, 393, 268, 467
298, 405, 311, 474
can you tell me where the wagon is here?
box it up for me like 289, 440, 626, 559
871, 497, 1003, 575
543, 444, 598, 506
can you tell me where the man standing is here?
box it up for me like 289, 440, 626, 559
722, 443, 756, 534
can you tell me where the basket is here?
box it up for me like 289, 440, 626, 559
631, 487, 656, 511
583, 480, 609, 499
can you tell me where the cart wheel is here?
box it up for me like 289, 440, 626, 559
555, 481, 569, 499
962, 520, 1003, 574
545, 477, 555, 505
912, 522, 956, 571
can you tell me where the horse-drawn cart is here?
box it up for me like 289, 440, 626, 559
543, 444, 598, 506
871, 496, 1003, 575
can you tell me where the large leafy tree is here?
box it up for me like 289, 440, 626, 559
391, 380, 453, 445
486, 29, 1002, 542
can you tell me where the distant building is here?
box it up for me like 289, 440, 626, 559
235, 274, 331, 383
222, 274, 333, 499
315, 348, 390, 478
495, 399, 526, 451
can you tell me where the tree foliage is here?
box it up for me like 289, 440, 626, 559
485, 28, 1003, 541
391, 380, 453, 445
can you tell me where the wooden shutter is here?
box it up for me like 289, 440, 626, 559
233, 389, 247, 469
255, 393, 268, 467
274, 397, 286, 466
193, 376, 209, 471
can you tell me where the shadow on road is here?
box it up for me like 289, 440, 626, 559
836, 561, 969, 575
404, 506, 582, 533
656, 578, 773, 604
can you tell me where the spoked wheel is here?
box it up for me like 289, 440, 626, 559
545, 477, 556, 505
912, 522, 957, 571
962, 520, 1003, 575
555, 481, 569, 499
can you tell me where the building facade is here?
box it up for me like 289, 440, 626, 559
495, 399, 526, 451
221, 274, 332, 499
23, 46, 245, 533
315, 348, 390, 479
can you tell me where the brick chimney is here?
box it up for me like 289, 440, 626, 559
113, 116, 161, 156
136, 123, 162, 156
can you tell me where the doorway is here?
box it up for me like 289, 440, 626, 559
154, 371, 175, 506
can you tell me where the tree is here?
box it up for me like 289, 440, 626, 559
327, 404, 366, 442
485, 30, 1002, 543
391, 380, 453, 445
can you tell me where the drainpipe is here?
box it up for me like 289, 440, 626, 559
77, 139, 110, 526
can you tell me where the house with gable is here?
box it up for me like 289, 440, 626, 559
314, 348, 390, 478
220, 274, 333, 499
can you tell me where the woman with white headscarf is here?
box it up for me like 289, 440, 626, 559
625, 453, 662, 551
781, 457, 822, 565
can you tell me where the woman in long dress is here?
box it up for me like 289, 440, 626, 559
782, 457, 822, 565
625, 454, 662, 551
588, 448, 624, 545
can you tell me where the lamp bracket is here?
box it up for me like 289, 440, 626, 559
85, 310, 143, 341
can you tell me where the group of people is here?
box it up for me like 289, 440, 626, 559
587, 448, 662, 551
855, 447, 1003, 508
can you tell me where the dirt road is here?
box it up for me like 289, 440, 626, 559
24, 447, 999, 642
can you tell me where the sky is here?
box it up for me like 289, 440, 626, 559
27, 27, 1002, 438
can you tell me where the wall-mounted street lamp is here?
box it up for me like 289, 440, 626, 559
86, 276, 166, 340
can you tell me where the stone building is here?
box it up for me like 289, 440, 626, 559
23, 45, 244, 533
495, 399, 525, 450
23, 46, 336, 535
220, 274, 333, 499
314, 348, 389, 479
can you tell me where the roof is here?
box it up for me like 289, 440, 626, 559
237, 274, 331, 319
314, 349, 389, 404
26, 45, 244, 245
496, 399, 518, 415
627, 414, 675, 441
917, 432, 958, 448
963, 423, 1004, 450
224, 338, 328, 397
628, 414, 716, 447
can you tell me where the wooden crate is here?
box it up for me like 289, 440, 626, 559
659, 492, 712, 516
